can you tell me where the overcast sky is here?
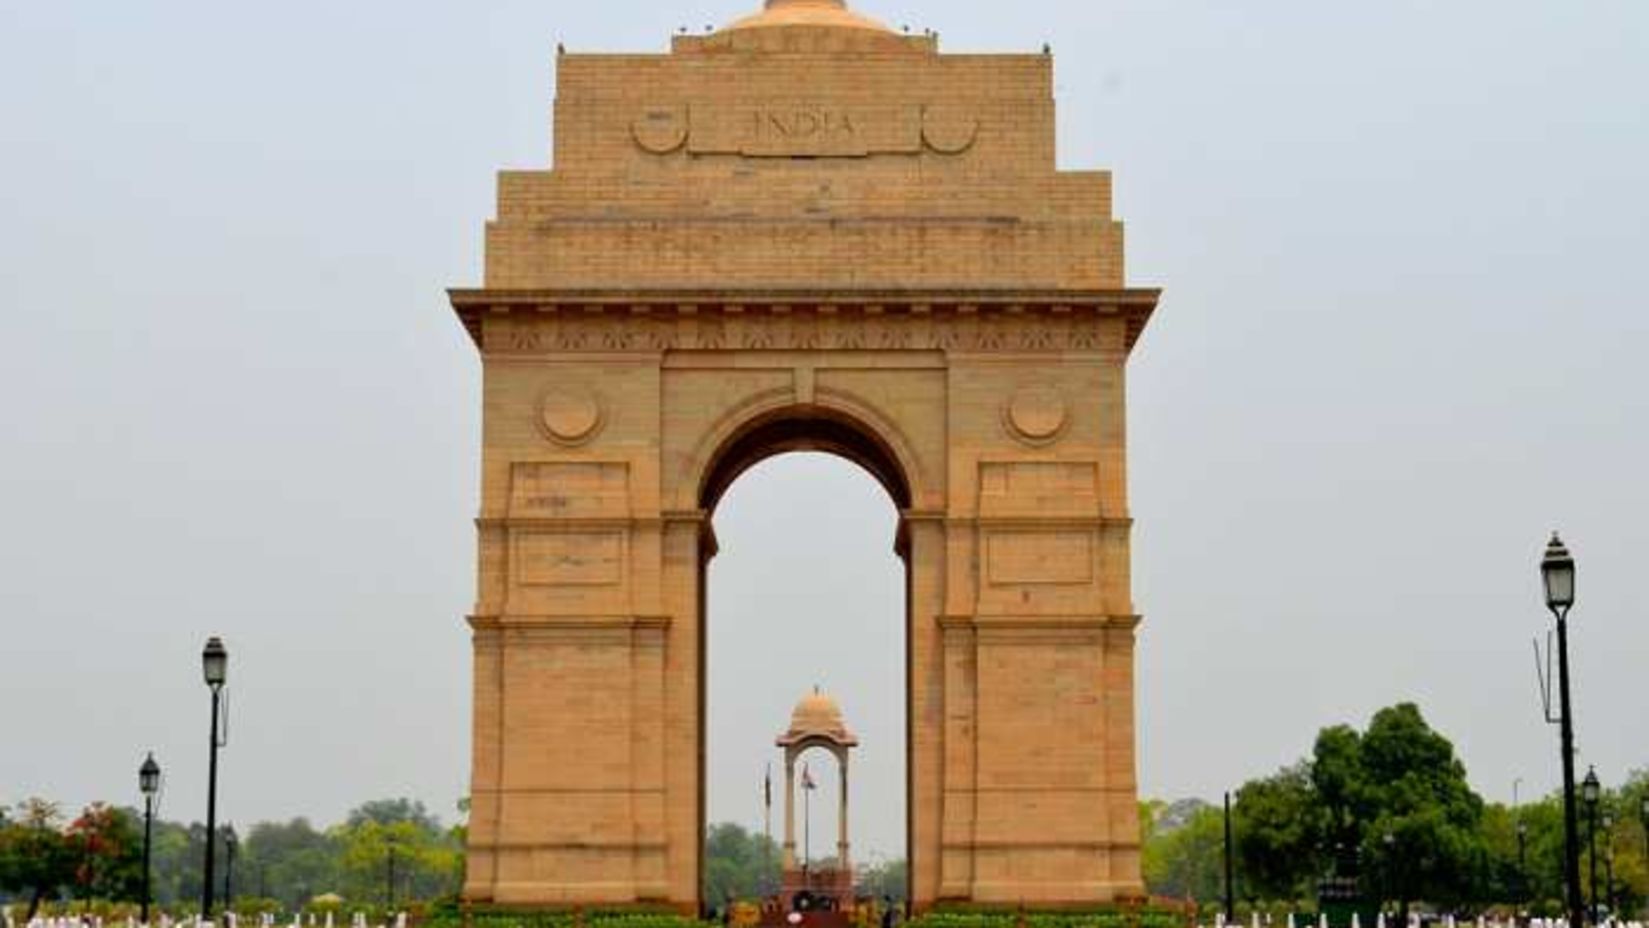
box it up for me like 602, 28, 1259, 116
2, 1, 1646, 862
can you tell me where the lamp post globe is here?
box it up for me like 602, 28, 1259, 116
203, 636, 228, 688
200, 636, 229, 923
139, 753, 161, 926
140, 754, 161, 795
1542, 533, 1576, 613
1584, 767, 1601, 808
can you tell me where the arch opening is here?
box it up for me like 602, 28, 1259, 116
699, 407, 911, 909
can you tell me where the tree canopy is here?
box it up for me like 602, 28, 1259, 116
1142, 703, 1646, 916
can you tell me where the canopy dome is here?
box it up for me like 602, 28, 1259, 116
777, 687, 859, 747
722, 0, 892, 33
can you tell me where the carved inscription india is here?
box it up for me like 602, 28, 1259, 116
632, 102, 978, 157
752, 105, 857, 146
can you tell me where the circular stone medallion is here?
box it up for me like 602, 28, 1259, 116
1004, 386, 1068, 445
631, 105, 688, 155
921, 104, 980, 155
539, 389, 604, 446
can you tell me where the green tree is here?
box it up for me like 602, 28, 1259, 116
1353, 704, 1487, 912
241, 818, 340, 907
65, 803, 143, 905
1310, 725, 1364, 849
1233, 762, 1322, 902
857, 857, 908, 901
1143, 800, 1225, 902
332, 800, 460, 905
1226, 703, 1492, 910
0, 799, 76, 918
703, 822, 780, 904
346, 800, 441, 833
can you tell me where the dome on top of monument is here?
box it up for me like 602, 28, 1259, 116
777, 686, 859, 746
722, 0, 893, 33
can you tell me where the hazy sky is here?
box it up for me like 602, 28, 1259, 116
2, 1, 1646, 862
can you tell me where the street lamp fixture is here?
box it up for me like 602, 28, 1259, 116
201, 636, 229, 923
1540, 533, 1586, 928
139, 753, 161, 926
1542, 535, 1576, 611
203, 637, 228, 688
1583, 766, 1601, 925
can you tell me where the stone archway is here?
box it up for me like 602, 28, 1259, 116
694, 407, 915, 905
450, 0, 1160, 912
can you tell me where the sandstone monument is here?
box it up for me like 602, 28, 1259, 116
450, 0, 1160, 910
775, 689, 858, 913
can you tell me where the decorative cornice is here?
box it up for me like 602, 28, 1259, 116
448, 287, 1159, 355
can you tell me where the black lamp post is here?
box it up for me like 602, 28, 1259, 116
1222, 791, 1235, 924
201, 636, 228, 922
1582, 767, 1600, 925
224, 825, 238, 913
139, 753, 161, 925
386, 833, 397, 910
1541, 534, 1586, 928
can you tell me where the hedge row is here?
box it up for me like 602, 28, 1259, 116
421, 907, 711, 928
908, 909, 1189, 928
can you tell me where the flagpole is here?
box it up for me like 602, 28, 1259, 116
763, 763, 773, 898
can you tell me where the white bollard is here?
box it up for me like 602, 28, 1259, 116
1288, 915, 1297, 928
1352, 914, 1361, 928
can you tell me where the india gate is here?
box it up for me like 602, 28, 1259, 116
449, 0, 1160, 911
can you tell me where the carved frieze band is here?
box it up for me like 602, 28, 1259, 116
472, 305, 1128, 355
